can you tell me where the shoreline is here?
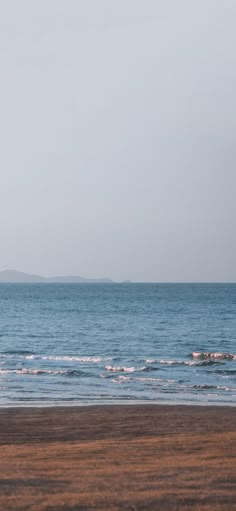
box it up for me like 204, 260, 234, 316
0, 404, 236, 510
1, 398, 236, 409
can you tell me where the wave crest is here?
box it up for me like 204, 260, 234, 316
159, 359, 219, 366
0, 368, 84, 376
192, 352, 236, 361
0, 353, 111, 363
105, 365, 148, 373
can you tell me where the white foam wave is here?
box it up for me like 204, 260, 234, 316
41, 355, 111, 363
105, 365, 147, 373
192, 351, 236, 361
159, 359, 197, 366
0, 354, 111, 363
119, 375, 162, 382
0, 368, 84, 376
112, 375, 175, 383
0, 368, 64, 375
179, 383, 236, 392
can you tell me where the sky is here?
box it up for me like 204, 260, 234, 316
0, 0, 235, 282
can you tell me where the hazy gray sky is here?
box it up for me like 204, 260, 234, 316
0, 0, 235, 281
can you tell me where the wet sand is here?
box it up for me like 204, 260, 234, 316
0, 404, 235, 510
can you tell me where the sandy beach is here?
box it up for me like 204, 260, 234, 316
0, 404, 235, 510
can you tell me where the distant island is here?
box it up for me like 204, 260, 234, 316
0, 270, 114, 284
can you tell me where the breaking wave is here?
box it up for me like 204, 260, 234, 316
105, 365, 149, 373
0, 353, 111, 363
192, 352, 236, 361
41, 355, 111, 363
115, 375, 175, 383
2, 350, 35, 356
190, 383, 236, 392
0, 368, 85, 376
159, 359, 219, 366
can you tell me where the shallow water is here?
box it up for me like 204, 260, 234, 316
0, 283, 235, 406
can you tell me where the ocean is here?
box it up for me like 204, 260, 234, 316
0, 283, 235, 407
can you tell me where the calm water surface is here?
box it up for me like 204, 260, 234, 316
0, 283, 235, 406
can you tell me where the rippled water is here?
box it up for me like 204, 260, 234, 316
0, 283, 235, 406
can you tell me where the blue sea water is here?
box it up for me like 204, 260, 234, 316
0, 283, 235, 407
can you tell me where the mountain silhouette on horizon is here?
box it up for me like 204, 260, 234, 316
0, 269, 114, 284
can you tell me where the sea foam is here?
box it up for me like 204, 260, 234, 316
0, 368, 84, 376
105, 365, 148, 373
192, 351, 236, 361
0, 353, 111, 363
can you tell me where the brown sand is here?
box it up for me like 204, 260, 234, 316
0, 404, 235, 510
